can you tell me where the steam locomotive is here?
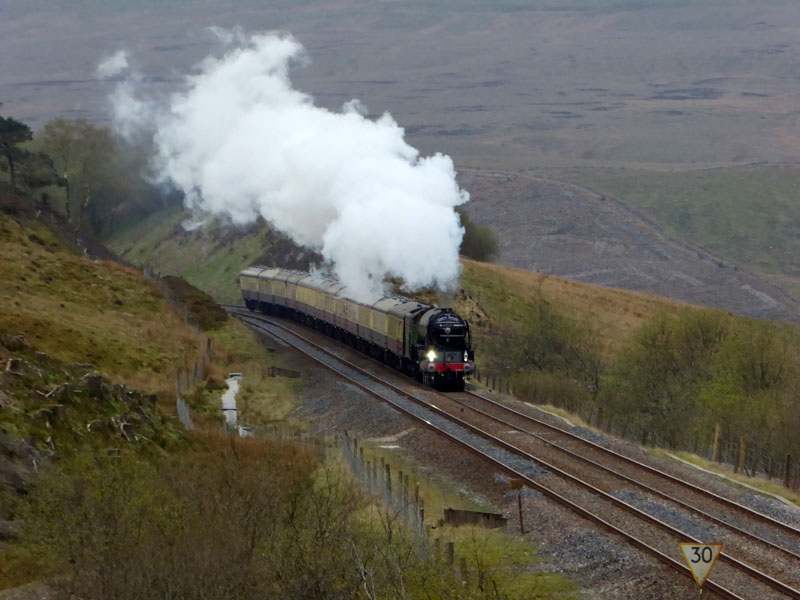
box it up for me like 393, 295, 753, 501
240, 267, 475, 390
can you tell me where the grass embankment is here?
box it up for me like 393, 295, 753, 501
108, 207, 301, 303
0, 212, 203, 393
108, 206, 261, 302
456, 258, 689, 366
649, 449, 800, 508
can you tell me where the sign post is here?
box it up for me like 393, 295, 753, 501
680, 543, 723, 595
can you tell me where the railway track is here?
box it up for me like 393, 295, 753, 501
443, 389, 800, 596
454, 389, 800, 549
225, 305, 800, 599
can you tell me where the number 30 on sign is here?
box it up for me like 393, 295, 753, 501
680, 543, 723, 588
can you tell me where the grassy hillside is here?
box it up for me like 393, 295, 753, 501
108, 206, 319, 303
0, 210, 204, 392
110, 205, 689, 349
458, 259, 689, 357
0, 194, 307, 437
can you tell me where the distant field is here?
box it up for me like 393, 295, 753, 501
541, 164, 800, 277
2, 0, 799, 169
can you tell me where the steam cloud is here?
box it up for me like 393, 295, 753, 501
96, 50, 129, 78
105, 31, 468, 300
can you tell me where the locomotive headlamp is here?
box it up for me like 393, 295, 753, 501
426, 349, 437, 362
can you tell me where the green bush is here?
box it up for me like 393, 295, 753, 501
599, 309, 800, 457
163, 275, 228, 330
458, 207, 499, 263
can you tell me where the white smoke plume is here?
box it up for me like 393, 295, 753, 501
96, 50, 130, 78
109, 30, 468, 300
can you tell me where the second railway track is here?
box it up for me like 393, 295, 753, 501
226, 305, 800, 600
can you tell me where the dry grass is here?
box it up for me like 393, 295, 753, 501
459, 258, 692, 353
651, 449, 800, 508
0, 213, 204, 393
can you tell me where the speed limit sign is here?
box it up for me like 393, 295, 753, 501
680, 543, 723, 588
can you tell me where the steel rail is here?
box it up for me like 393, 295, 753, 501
227, 302, 799, 542
228, 307, 766, 599
464, 389, 800, 538
453, 394, 800, 562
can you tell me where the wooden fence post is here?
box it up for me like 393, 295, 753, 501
398, 470, 404, 504
735, 436, 746, 474
785, 454, 793, 489
711, 423, 720, 463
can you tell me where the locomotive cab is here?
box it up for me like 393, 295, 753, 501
417, 308, 475, 390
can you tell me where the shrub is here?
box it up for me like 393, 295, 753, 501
458, 207, 499, 263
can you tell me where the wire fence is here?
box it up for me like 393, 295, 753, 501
472, 369, 799, 492
141, 265, 213, 431
341, 433, 426, 536
644, 427, 799, 492
472, 368, 512, 396
174, 339, 213, 431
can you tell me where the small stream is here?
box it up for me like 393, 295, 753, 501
221, 375, 252, 437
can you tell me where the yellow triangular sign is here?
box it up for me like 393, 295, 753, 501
680, 543, 723, 587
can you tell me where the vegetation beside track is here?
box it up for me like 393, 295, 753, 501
454, 260, 800, 495
104, 192, 800, 497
